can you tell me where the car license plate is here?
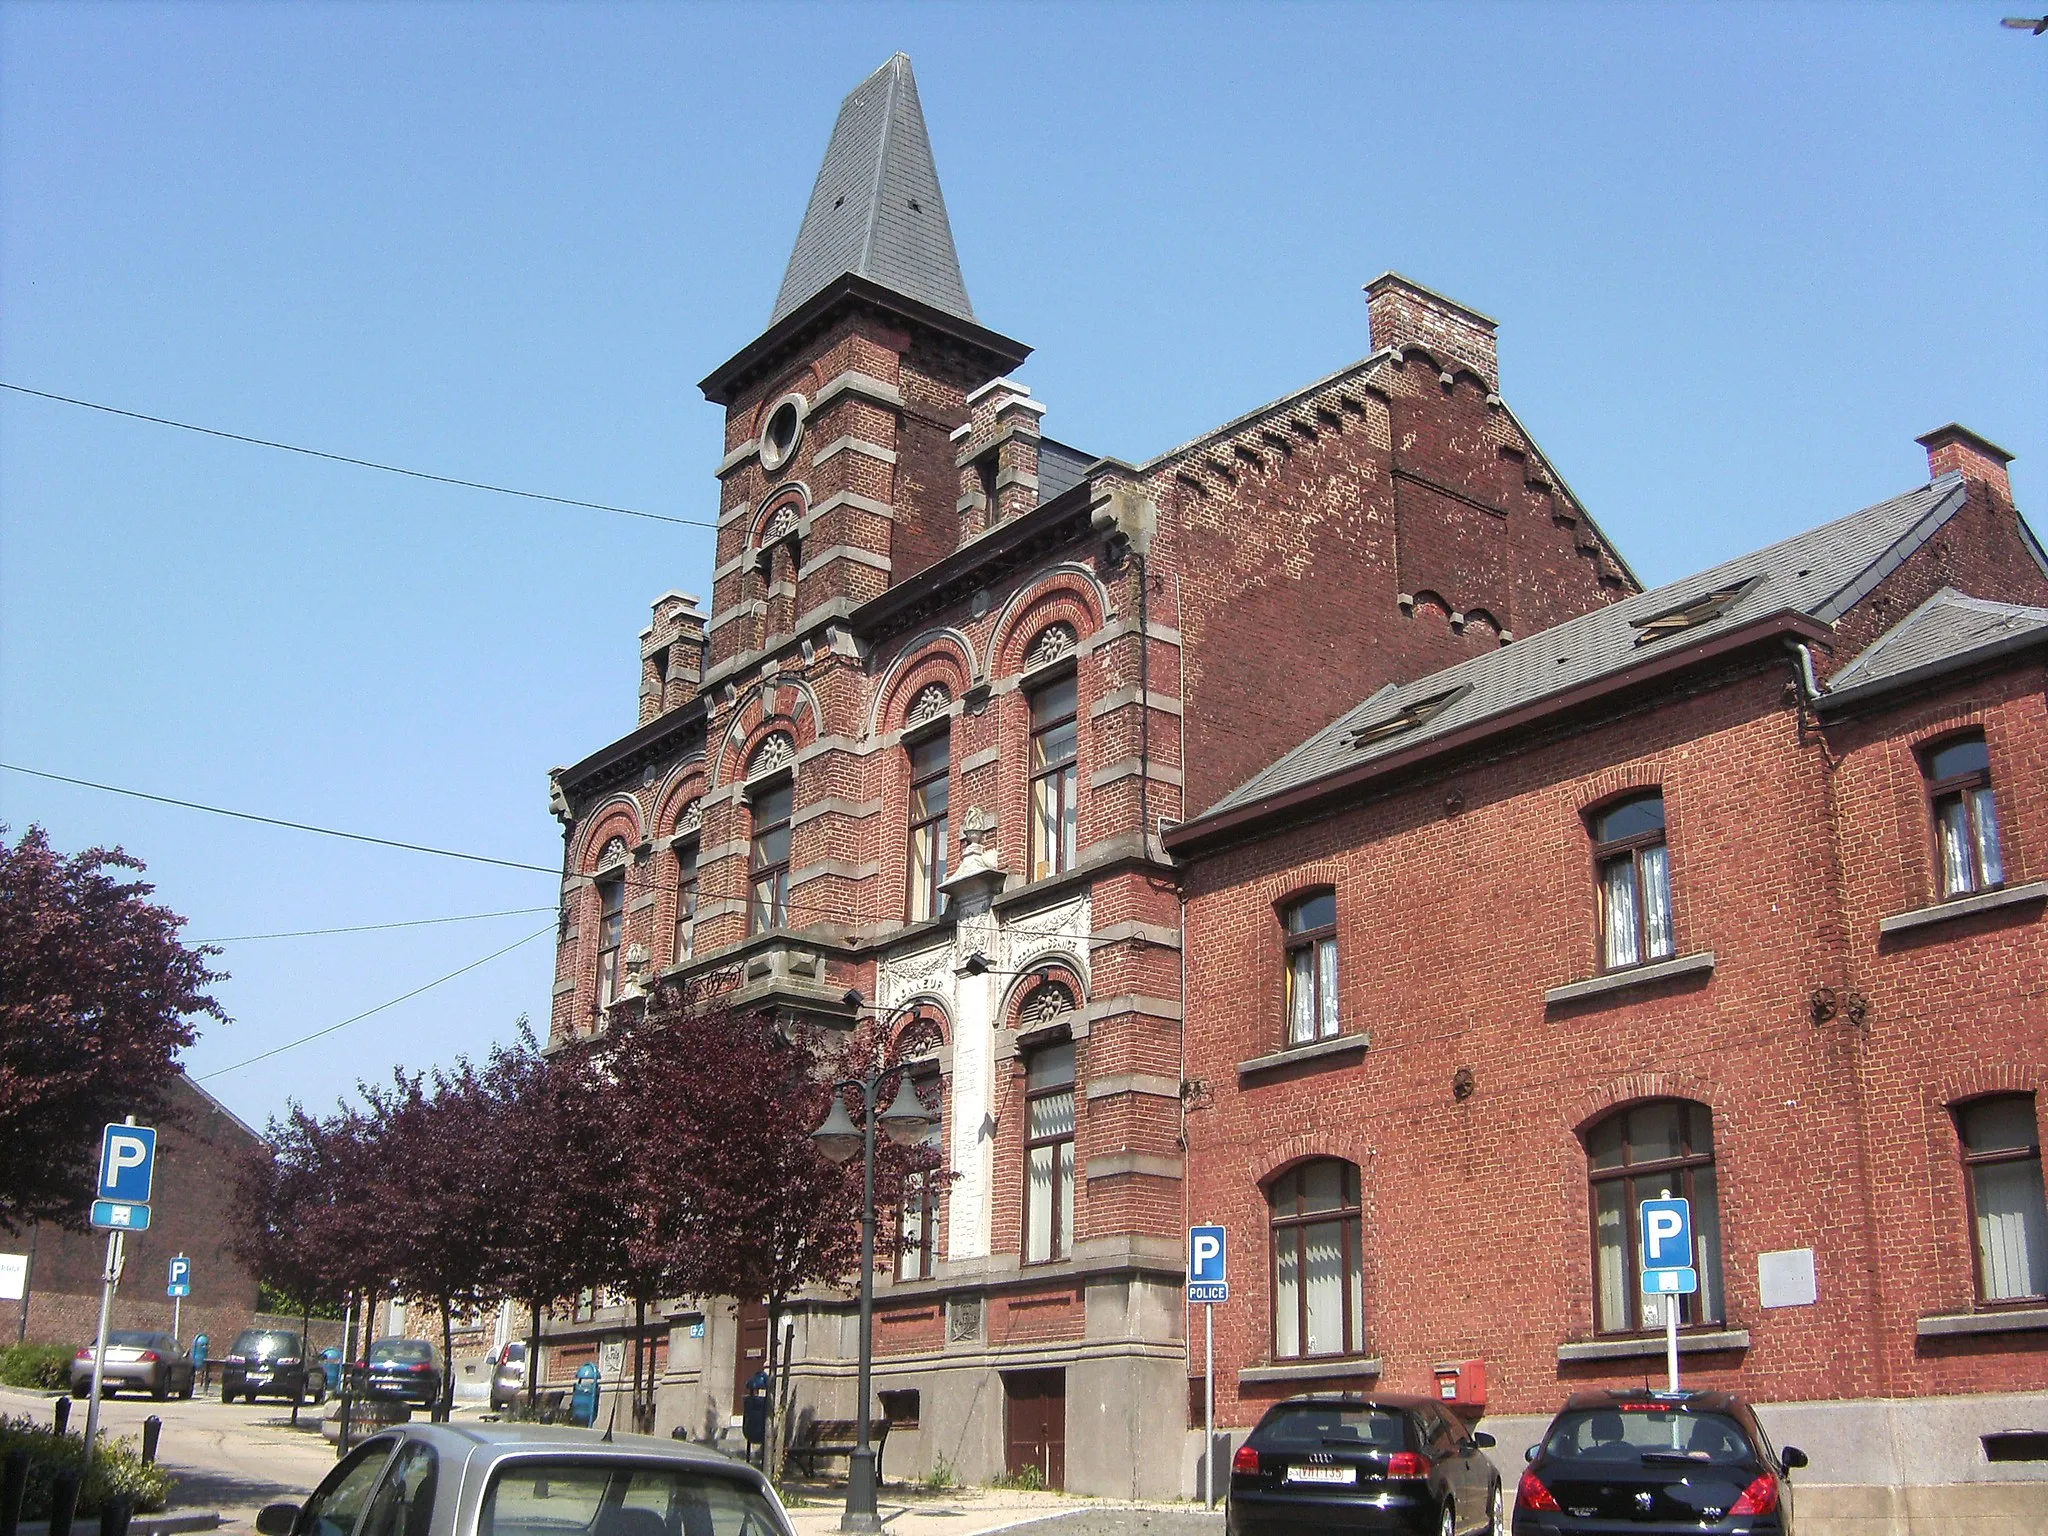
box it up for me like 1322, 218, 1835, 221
1284, 1466, 1356, 1485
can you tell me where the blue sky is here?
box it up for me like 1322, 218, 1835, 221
3, 1, 2041, 1132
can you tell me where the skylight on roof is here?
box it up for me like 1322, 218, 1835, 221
1349, 687, 1467, 750
1631, 576, 1764, 646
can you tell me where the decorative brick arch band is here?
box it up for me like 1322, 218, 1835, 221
1567, 1071, 1723, 1137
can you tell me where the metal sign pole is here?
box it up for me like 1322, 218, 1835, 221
1665, 1298, 1679, 1393
1204, 1304, 1215, 1509
82, 1229, 123, 1470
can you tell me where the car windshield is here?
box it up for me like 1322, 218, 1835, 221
1258, 1405, 1408, 1451
107, 1331, 160, 1348
504, 1344, 526, 1361
1543, 1408, 1753, 1465
480, 1461, 785, 1536
233, 1331, 300, 1357
371, 1341, 434, 1364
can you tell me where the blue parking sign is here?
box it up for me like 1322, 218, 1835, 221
1640, 1198, 1693, 1272
1189, 1224, 1228, 1303
168, 1256, 192, 1298
98, 1124, 157, 1205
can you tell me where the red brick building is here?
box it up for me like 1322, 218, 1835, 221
540, 54, 1635, 1493
1167, 428, 2048, 1522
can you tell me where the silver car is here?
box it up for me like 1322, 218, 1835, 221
70, 1331, 196, 1400
488, 1343, 528, 1414
256, 1423, 793, 1536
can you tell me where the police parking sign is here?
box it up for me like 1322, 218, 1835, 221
1188, 1224, 1228, 1303
168, 1255, 192, 1298
98, 1123, 157, 1205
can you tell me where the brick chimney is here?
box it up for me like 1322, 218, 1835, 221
640, 591, 705, 723
1366, 272, 1499, 392
953, 377, 1045, 536
1917, 424, 2014, 503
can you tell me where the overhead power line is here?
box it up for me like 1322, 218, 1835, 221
195, 923, 556, 1080
0, 382, 716, 530
0, 763, 561, 876
193, 906, 558, 944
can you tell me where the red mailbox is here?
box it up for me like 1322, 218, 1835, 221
1433, 1358, 1487, 1413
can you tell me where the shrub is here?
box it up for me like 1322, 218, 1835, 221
0, 1344, 77, 1391
918, 1452, 960, 1493
989, 1464, 1047, 1492
0, 1415, 177, 1516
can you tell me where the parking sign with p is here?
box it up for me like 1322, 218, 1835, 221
1188, 1224, 1228, 1303
98, 1123, 157, 1204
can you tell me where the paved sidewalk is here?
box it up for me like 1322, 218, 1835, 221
780, 1486, 1220, 1536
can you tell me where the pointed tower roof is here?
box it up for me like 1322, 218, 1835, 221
771, 54, 974, 325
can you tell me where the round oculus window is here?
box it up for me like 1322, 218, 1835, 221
759, 394, 806, 473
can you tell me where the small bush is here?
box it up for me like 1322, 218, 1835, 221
918, 1452, 959, 1493
989, 1464, 1047, 1492
0, 1344, 76, 1391
0, 1415, 176, 1516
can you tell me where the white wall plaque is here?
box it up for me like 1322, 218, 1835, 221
1758, 1247, 1818, 1308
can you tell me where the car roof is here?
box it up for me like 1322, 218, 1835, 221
1266, 1393, 1440, 1412
377, 1421, 759, 1473
1557, 1388, 1748, 1414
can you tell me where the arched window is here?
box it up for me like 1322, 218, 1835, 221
1586, 1100, 1724, 1333
1028, 675, 1080, 880
673, 838, 699, 964
1924, 734, 2005, 898
749, 783, 792, 935
1022, 1043, 1076, 1264
907, 732, 951, 922
897, 1076, 944, 1282
1954, 1095, 2047, 1303
595, 872, 626, 1011
1268, 1160, 1364, 1359
1282, 891, 1339, 1045
1591, 792, 1673, 970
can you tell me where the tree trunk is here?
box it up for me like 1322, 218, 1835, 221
439, 1297, 455, 1422
291, 1301, 312, 1426
763, 1298, 782, 1482
632, 1295, 649, 1434
527, 1297, 544, 1416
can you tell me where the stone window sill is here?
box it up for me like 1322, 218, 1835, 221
1238, 1356, 1383, 1385
1556, 1329, 1750, 1363
1916, 1306, 2048, 1339
1545, 951, 1716, 1008
1878, 881, 2048, 938
1238, 1032, 1370, 1081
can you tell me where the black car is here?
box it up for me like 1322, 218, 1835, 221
1514, 1389, 1807, 1536
364, 1337, 444, 1408
1228, 1393, 1504, 1536
221, 1328, 324, 1405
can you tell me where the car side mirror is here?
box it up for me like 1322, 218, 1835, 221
1470, 1432, 1496, 1449
1525, 1445, 1540, 1463
1780, 1447, 1808, 1471
256, 1504, 300, 1536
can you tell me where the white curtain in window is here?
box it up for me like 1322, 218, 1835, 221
1275, 1238, 1300, 1357
1690, 1163, 1724, 1324
1974, 1161, 2048, 1300
1974, 788, 2004, 888
1594, 1184, 1628, 1331
1603, 859, 1641, 969
1025, 1147, 1054, 1263
1640, 845, 1673, 960
1939, 797, 1975, 895
1303, 1220, 1345, 1355
1317, 937, 1340, 1038
1289, 950, 1315, 1044
1058, 1140, 1075, 1256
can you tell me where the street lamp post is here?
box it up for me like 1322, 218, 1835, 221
811, 994, 937, 1535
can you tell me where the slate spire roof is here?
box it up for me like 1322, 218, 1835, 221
771, 54, 975, 326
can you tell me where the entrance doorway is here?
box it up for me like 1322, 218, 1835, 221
733, 1300, 770, 1411
1003, 1368, 1066, 1489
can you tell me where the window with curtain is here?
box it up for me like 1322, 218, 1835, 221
672, 840, 698, 964
1924, 735, 2005, 899
1956, 1095, 2047, 1303
1029, 676, 1080, 881
907, 733, 951, 922
1592, 792, 1674, 970
1022, 1043, 1076, 1263
594, 872, 625, 1011
897, 1108, 943, 1281
1586, 1100, 1724, 1333
1269, 1160, 1365, 1359
749, 782, 792, 935
1282, 891, 1339, 1045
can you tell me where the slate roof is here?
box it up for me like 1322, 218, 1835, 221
770, 54, 975, 327
1037, 438, 1097, 505
1824, 586, 2048, 704
1193, 472, 1975, 826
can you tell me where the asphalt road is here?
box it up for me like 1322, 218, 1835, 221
985, 1513, 1222, 1536
0, 1385, 341, 1524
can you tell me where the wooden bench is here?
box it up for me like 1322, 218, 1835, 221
785, 1418, 890, 1481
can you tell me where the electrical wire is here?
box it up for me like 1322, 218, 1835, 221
0, 763, 561, 875
0, 382, 716, 530
193, 923, 556, 1080
192, 906, 558, 944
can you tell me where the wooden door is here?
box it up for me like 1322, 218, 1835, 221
1003, 1369, 1066, 1489
732, 1301, 770, 1408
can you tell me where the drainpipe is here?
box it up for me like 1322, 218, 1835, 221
1786, 640, 1823, 705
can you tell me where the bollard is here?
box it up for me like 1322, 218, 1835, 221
47, 1472, 78, 1536
100, 1494, 135, 1536
3, 1448, 30, 1536
53, 1397, 71, 1436
141, 1417, 162, 1467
